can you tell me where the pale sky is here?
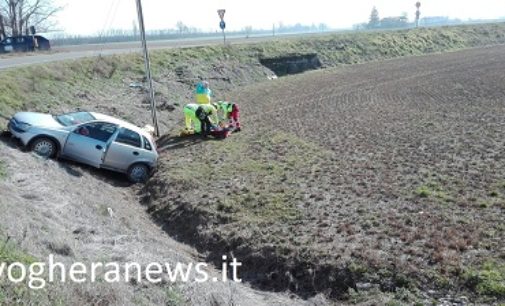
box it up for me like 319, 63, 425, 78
53, 0, 505, 35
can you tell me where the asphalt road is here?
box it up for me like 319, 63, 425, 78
0, 32, 327, 70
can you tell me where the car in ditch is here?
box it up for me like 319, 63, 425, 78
7, 111, 158, 183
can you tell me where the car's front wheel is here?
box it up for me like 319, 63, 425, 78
30, 137, 57, 158
127, 163, 149, 183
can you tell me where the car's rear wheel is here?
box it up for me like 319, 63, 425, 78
127, 163, 149, 183
30, 137, 57, 158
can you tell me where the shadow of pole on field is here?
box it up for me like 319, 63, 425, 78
156, 134, 221, 153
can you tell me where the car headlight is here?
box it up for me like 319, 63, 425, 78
16, 121, 32, 132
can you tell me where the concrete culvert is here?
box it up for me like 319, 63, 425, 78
259, 54, 322, 77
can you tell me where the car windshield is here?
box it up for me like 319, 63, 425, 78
55, 111, 95, 126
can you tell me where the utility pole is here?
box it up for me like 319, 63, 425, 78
135, 0, 160, 137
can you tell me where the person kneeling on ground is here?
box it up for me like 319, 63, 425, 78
195, 104, 219, 138
183, 103, 218, 137
213, 101, 241, 132
183, 103, 200, 134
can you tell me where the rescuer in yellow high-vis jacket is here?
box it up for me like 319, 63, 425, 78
183, 103, 218, 137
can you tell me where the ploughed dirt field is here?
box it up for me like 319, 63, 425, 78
146, 45, 505, 303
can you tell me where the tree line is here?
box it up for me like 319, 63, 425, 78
51, 21, 331, 46
0, 1, 331, 46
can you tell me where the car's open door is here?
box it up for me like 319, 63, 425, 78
62, 122, 117, 168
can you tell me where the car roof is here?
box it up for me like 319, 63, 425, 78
89, 112, 152, 139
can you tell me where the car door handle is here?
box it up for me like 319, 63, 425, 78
133, 151, 139, 156
96, 145, 103, 150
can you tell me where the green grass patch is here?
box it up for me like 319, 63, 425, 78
475, 197, 503, 209
0, 235, 45, 305
0, 236, 36, 265
162, 131, 332, 225
414, 177, 457, 204
165, 287, 186, 306
415, 185, 432, 198
465, 262, 505, 298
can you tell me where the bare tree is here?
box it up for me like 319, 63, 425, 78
0, 14, 5, 38
244, 25, 252, 38
0, 0, 62, 37
176, 21, 187, 36
318, 23, 328, 32
132, 19, 138, 38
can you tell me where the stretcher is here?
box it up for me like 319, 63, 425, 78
179, 125, 233, 139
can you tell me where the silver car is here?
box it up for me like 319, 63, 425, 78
8, 111, 158, 183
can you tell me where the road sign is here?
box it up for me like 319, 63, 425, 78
416, 2, 421, 9
217, 9, 226, 20
217, 9, 226, 44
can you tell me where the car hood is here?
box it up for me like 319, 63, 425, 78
13, 112, 63, 128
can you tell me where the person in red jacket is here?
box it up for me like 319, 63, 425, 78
214, 101, 241, 132
229, 103, 241, 132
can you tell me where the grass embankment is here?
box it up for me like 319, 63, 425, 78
247, 22, 505, 64
0, 47, 269, 129
1, 22, 505, 128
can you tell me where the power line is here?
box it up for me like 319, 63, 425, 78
97, 0, 122, 49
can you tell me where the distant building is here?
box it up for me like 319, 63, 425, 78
380, 16, 409, 29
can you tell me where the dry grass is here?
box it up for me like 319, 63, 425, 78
0, 137, 307, 305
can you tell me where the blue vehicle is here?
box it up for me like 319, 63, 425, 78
0, 35, 50, 53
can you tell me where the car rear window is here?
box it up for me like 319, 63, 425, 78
115, 128, 141, 148
143, 136, 152, 151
